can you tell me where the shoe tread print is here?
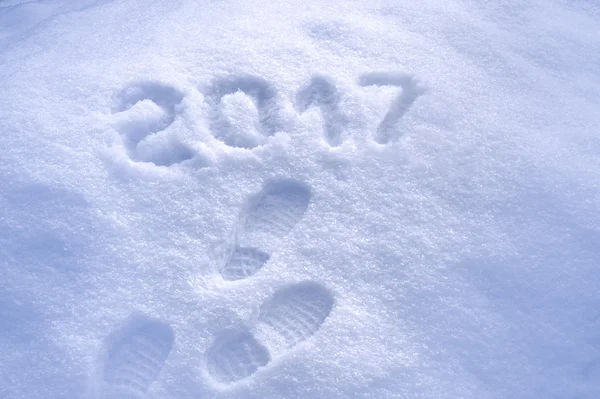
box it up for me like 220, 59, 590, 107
241, 179, 311, 246
258, 282, 333, 348
220, 246, 271, 281
219, 179, 311, 281
100, 313, 174, 398
206, 281, 334, 385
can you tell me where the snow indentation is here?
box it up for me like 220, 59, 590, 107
111, 82, 194, 166
296, 74, 348, 146
217, 179, 311, 281
205, 75, 284, 149
206, 331, 270, 384
100, 313, 174, 396
258, 281, 334, 349
205, 281, 333, 384
358, 72, 425, 144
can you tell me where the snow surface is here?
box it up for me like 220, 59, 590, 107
1, 0, 600, 398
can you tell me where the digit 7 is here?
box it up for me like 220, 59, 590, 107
359, 72, 425, 144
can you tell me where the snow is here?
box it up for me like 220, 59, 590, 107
1, 0, 599, 398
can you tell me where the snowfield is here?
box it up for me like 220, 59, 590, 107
1, 0, 599, 398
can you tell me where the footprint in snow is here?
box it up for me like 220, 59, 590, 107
97, 313, 174, 398
206, 281, 334, 384
215, 178, 312, 281
206, 178, 334, 386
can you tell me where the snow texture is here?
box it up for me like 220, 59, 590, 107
1, 0, 599, 398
